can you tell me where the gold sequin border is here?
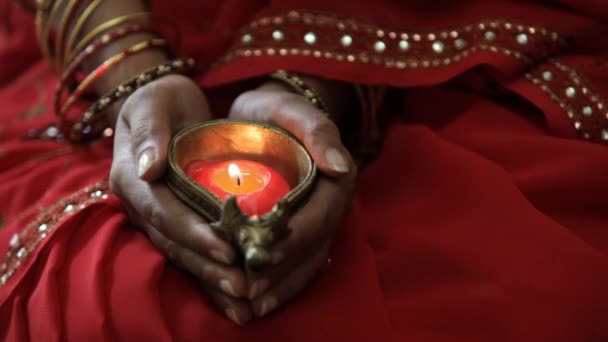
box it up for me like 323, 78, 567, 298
0, 180, 111, 286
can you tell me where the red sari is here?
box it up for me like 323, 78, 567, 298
1, 0, 608, 340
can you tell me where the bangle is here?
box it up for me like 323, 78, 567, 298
54, 23, 155, 117
54, 0, 83, 69
58, 38, 168, 116
36, 0, 63, 62
269, 70, 329, 114
65, 57, 197, 143
65, 12, 152, 65
62, 0, 104, 66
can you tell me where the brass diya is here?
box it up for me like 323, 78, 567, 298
166, 119, 317, 271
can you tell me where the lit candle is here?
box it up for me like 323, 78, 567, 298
186, 159, 291, 216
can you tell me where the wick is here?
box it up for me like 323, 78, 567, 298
237, 177, 241, 186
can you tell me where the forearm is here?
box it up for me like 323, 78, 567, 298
78, 0, 169, 94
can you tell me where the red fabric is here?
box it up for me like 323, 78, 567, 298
1, 0, 608, 341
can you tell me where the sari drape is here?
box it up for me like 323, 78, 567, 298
0, 0, 607, 340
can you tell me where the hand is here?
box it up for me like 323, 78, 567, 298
109, 74, 253, 325
228, 80, 358, 317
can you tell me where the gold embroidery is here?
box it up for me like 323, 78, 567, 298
525, 59, 608, 144
216, 11, 566, 68
0, 180, 111, 286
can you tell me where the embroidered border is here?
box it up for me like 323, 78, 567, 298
217, 10, 567, 68
525, 60, 608, 143
0, 180, 111, 286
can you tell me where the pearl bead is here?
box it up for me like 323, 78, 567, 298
516, 33, 528, 45
484, 31, 496, 41
432, 41, 445, 53
241, 34, 253, 44
341, 35, 352, 47
16, 247, 26, 259
601, 129, 608, 141
542, 71, 552, 81
565, 87, 576, 98
454, 38, 466, 50
374, 41, 386, 53
9, 234, 19, 248
38, 223, 48, 232
46, 126, 58, 138
272, 30, 284, 41
582, 106, 593, 117
574, 121, 582, 130
398, 40, 410, 51
304, 32, 316, 45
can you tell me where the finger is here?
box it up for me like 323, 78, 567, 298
120, 82, 173, 181
121, 75, 210, 181
252, 241, 331, 317
145, 220, 252, 325
247, 240, 321, 300
110, 133, 237, 265
229, 89, 354, 177
142, 217, 248, 299
200, 283, 253, 326
269, 175, 352, 266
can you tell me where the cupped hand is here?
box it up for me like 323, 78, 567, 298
109, 74, 252, 325
229, 81, 358, 317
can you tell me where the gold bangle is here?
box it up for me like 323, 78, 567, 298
36, 0, 63, 61
65, 12, 152, 65
60, 38, 167, 114
54, 0, 80, 69
269, 70, 329, 114
62, 0, 104, 66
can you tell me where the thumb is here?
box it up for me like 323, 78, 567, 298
229, 89, 355, 178
120, 88, 172, 182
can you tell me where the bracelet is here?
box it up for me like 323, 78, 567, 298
36, 0, 63, 62
62, 0, 104, 66
58, 38, 168, 116
54, 0, 82, 69
66, 12, 152, 65
65, 57, 196, 142
54, 24, 156, 116
268, 70, 329, 114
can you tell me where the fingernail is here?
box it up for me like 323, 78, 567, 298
210, 249, 232, 264
325, 148, 349, 173
219, 279, 236, 297
137, 148, 154, 178
249, 278, 269, 299
225, 308, 243, 326
271, 251, 284, 265
259, 296, 278, 316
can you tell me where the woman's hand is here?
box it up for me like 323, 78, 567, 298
228, 80, 358, 317
109, 74, 253, 325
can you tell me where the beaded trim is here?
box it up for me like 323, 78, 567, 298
269, 70, 329, 113
218, 10, 566, 68
215, 10, 608, 144
0, 180, 110, 286
67, 57, 196, 142
525, 60, 608, 144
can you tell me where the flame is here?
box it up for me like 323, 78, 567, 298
228, 163, 241, 185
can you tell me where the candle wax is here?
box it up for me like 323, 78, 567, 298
186, 159, 291, 216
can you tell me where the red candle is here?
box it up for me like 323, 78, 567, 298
186, 159, 291, 216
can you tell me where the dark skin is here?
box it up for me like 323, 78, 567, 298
72, 0, 359, 325
109, 75, 358, 325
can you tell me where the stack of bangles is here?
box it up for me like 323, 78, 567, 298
32, 0, 195, 143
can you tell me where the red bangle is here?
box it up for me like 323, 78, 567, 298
63, 57, 196, 143
54, 23, 156, 117
57, 38, 168, 117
